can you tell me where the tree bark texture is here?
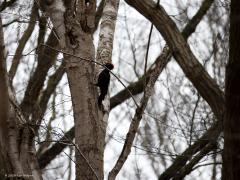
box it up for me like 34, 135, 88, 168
44, 0, 104, 179
95, 0, 120, 145
0, 14, 11, 178
222, 0, 240, 179
96, 0, 119, 65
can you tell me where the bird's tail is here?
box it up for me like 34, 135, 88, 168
98, 92, 106, 107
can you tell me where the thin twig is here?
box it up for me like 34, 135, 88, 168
144, 23, 153, 94
143, 0, 160, 95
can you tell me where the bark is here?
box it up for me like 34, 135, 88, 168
43, 0, 103, 179
65, 34, 102, 179
0, 14, 8, 154
222, 0, 240, 179
31, 1, 108, 170
9, 96, 43, 179
65, 1, 104, 179
96, 0, 120, 152
0, 14, 11, 178
31, 0, 104, 128
32, 0, 105, 128
96, 0, 119, 65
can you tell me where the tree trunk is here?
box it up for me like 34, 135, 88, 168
0, 14, 11, 179
64, 1, 104, 179
222, 0, 240, 179
41, 0, 105, 179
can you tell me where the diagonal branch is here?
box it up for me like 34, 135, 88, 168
108, 46, 171, 180
125, 0, 224, 120
31, 61, 65, 135
159, 121, 221, 180
122, 0, 225, 179
38, 126, 74, 169
172, 142, 218, 180
20, 31, 59, 119
111, 0, 218, 110
39, 62, 65, 115
9, 3, 38, 83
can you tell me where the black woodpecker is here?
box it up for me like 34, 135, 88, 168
95, 63, 114, 107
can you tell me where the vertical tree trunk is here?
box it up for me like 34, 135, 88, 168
65, 48, 103, 180
96, 0, 120, 151
0, 14, 11, 179
222, 0, 240, 179
42, 0, 104, 179
64, 1, 104, 179
64, 36, 103, 179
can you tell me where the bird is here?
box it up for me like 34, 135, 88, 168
95, 63, 114, 107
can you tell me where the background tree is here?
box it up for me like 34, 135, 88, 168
222, 0, 240, 179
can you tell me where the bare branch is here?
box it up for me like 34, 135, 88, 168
8, 3, 38, 83
158, 121, 221, 180
38, 126, 74, 169
125, 0, 224, 121
20, 31, 59, 119
172, 142, 218, 180
108, 46, 171, 180
111, 0, 217, 110
39, 62, 65, 117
